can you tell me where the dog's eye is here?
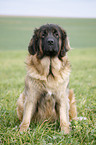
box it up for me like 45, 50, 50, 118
53, 31, 59, 38
42, 33, 45, 38
42, 31, 47, 38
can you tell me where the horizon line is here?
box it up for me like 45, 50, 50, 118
0, 15, 96, 19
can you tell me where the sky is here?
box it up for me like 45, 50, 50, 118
0, 0, 96, 18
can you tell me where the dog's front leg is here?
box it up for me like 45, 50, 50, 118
59, 95, 70, 134
19, 99, 36, 132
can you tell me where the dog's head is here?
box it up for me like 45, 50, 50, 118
28, 24, 70, 59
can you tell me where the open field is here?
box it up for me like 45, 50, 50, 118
0, 17, 96, 144
0, 16, 96, 50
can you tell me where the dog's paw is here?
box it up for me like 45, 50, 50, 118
19, 122, 29, 132
77, 117, 87, 121
61, 126, 70, 134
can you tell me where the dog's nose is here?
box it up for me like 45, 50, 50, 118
47, 38, 54, 45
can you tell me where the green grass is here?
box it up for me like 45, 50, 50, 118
0, 16, 96, 50
0, 48, 96, 144
0, 17, 96, 144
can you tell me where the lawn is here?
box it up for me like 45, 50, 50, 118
0, 16, 96, 144
0, 16, 96, 50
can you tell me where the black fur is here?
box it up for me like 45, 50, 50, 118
28, 24, 70, 59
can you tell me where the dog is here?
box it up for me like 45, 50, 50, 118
17, 24, 77, 134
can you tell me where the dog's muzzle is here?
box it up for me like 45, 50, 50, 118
44, 37, 58, 57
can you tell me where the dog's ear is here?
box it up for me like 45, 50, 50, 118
59, 28, 71, 57
28, 29, 39, 55
28, 37, 36, 55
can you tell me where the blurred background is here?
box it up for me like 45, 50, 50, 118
0, 0, 96, 50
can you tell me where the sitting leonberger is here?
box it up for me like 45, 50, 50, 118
17, 24, 77, 134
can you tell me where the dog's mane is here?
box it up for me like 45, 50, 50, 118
26, 54, 70, 84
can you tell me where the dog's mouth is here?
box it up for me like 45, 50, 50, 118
37, 48, 58, 59
44, 46, 59, 57
45, 50, 58, 57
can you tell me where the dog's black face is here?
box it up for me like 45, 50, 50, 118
40, 24, 59, 57
28, 24, 70, 59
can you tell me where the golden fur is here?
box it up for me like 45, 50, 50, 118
17, 24, 77, 134
17, 55, 77, 134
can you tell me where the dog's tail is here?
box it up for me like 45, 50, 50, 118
69, 89, 77, 121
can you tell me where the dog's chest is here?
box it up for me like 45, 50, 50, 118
47, 90, 52, 96
35, 90, 58, 122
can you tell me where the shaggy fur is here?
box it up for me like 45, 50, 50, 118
17, 24, 77, 134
